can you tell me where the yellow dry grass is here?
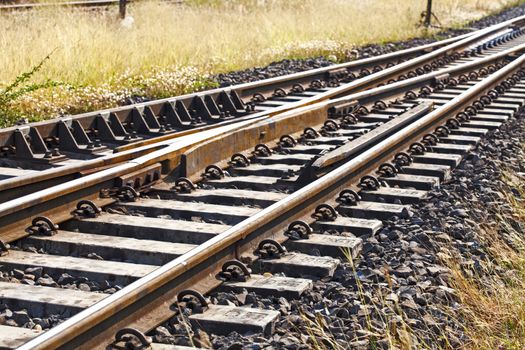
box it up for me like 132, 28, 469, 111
0, 0, 522, 124
446, 169, 525, 350
1, 0, 521, 85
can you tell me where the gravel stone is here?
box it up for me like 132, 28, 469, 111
57, 273, 75, 285
12, 310, 31, 326
12, 269, 24, 279
36, 276, 59, 288
24, 267, 43, 279
78, 283, 91, 292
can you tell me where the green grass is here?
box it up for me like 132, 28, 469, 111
0, 0, 523, 126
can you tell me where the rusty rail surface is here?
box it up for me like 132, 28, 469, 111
6, 40, 525, 349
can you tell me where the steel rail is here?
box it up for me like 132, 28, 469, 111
0, 33, 471, 197
0, 40, 518, 212
182, 43, 525, 178
0, 23, 516, 197
1, 41, 524, 244
14, 48, 525, 350
0, 22, 517, 162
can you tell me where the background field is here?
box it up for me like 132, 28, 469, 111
0, 0, 522, 126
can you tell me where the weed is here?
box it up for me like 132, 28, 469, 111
0, 53, 61, 128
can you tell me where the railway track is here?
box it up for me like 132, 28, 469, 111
0, 16, 525, 348
0, 12, 525, 349
2, 15, 525, 203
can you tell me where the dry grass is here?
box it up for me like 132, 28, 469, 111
446, 169, 525, 350
0, 0, 523, 124
448, 265, 525, 350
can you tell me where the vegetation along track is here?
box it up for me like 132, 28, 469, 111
2, 15, 525, 203
2, 14, 525, 348
0, 1, 178, 11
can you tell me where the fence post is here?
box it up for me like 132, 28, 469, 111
119, 0, 127, 19
424, 0, 432, 27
